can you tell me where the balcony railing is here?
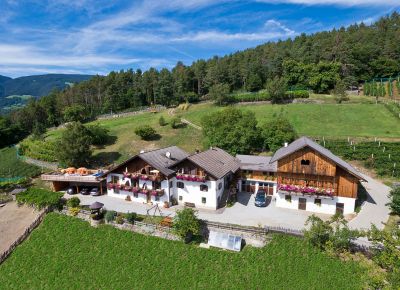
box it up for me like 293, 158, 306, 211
107, 183, 165, 196
41, 173, 102, 182
278, 184, 335, 198
122, 172, 162, 181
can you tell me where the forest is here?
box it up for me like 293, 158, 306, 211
0, 12, 399, 147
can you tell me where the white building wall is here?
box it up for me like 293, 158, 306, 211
173, 177, 225, 210
275, 192, 356, 215
106, 173, 170, 206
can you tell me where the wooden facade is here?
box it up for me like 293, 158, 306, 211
241, 170, 277, 181
277, 147, 359, 198
172, 159, 214, 180
112, 157, 166, 180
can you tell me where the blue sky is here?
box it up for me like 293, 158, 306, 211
0, 0, 399, 78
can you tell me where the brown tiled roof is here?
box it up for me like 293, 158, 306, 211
108, 146, 189, 177
185, 147, 240, 179
270, 136, 365, 180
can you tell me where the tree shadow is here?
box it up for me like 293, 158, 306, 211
173, 123, 188, 129
91, 151, 122, 167
144, 133, 162, 141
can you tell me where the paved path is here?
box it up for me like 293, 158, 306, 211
348, 173, 391, 230
181, 118, 202, 130
0, 202, 41, 255
67, 173, 391, 232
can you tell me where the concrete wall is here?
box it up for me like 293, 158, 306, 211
275, 192, 356, 215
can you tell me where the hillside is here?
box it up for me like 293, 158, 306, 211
41, 97, 400, 166
0, 74, 93, 113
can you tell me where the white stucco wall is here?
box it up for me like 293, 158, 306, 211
173, 177, 225, 210
275, 192, 356, 215
106, 173, 170, 206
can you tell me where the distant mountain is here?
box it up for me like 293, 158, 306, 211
0, 74, 93, 98
0, 74, 93, 113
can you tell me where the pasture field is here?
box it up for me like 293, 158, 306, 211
182, 102, 400, 138
0, 213, 364, 289
0, 147, 41, 178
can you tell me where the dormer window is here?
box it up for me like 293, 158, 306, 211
301, 159, 310, 166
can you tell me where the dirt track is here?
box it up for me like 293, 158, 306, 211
0, 202, 41, 254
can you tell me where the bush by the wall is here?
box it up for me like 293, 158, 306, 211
105, 210, 116, 223
16, 188, 63, 209
67, 197, 80, 208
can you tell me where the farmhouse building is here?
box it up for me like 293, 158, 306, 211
271, 137, 366, 215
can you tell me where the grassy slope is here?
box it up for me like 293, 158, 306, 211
47, 110, 203, 164
183, 102, 400, 138
0, 147, 41, 178
0, 213, 364, 289
43, 100, 400, 165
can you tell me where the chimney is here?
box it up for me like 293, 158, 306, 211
284, 142, 288, 148
140, 150, 145, 154
195, 149, 200, 154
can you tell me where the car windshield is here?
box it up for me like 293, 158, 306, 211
255, 193, 265, 201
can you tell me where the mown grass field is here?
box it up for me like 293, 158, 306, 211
0, 147, 41, 178
42, 99, 400, 165
183, 102, 400, 138
0, 213, 364, 289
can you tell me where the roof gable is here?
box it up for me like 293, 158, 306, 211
270, 137, 365, 181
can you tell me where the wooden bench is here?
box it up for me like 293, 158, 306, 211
184, 202, 196, 208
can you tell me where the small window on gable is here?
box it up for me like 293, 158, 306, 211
301, 159, 310, 166
177, 181, 184, 189
200, 184, 208, 192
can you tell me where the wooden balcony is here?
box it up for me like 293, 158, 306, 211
41, 172, 104, 183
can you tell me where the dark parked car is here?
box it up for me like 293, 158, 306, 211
80, 187, 90, 195
90, 187, 100, 196
66, 187, 76, 195
254, 190, 267, 207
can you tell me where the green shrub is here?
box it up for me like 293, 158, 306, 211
388, 186, 400, 215
134, 125, 157, 140
285, 90, 309, 99
125, 212, 137, 224
16, 188, 63, 209
67, 197, 80, 208
69, 207, 80, 216
170, 117, 181, 129
173, 208, 200, 239
158, 116, 167, 126
87, 123, 111, 146
105, 210, 116, 223
115, 214, 124, 224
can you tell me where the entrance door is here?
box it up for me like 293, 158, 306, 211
336, 203, 344, 215
298, 198, 307, 210
146, 192, 151, 203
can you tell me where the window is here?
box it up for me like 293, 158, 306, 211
301, 159, 310, 165
200, 184, 208, 192
285, 195, 291, 202
153, 180, 161, 189
169, 181, 173, 188
134, 192, 138, 198
202, 197, 206, 204
179, 196, 183, 201
155, 196, 160, 201
177, 182, 184, 189
314, 198, 321, 206
218, 183, 222, 190
111, 175, 119, 183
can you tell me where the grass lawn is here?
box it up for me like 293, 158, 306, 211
0, 213, 364, 289
182, 102, 400, 138
0, 147, 41, 178
46, 110, 203, 164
